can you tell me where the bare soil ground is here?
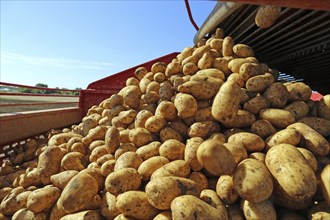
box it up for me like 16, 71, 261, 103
0, 95, 79, 114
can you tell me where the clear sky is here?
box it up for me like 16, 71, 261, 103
1, 0, 217, 89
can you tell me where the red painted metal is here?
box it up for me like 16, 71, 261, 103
79, 52, 179, 116
184, 0, 199, 31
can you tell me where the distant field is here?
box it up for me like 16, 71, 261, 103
0, 95, 79, 114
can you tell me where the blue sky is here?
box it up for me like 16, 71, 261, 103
1, 1, 216, 89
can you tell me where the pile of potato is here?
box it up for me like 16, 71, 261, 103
1, 28, 330, 220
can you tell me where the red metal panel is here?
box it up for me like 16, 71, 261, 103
79, 52, 179, 117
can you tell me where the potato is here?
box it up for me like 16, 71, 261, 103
171, 195, 228, 220
159, 139, 185, 161
0, 187, 27, 216
165, 61, 181, 77
222, 109, 256, 128
209, 38, 223, 50
198, 52, 213, 69
223, 142, 248, 166
159, 127, 183, 143
184, 137, 204, 171
100, 159, 116, 177
246, 73, 275, 93
286, 82, 312, 102
226, 204, 244, 220
0, 187, 12, 202
213, 57, 231, 76
145, 176, 200, 210
283, 101, 309, 120
227, 73, 245, 87
18, 168, 41, 188
50, 170, 79, 190
145, 115, 167, 133
320, 164, 330, 206
241, 199, 277, 220
265, 128, 301, 150
151, 61, 167, 73
178, 47, 193, 63
182, 54, 199, 66
129, 128, 154, 147
200, 189, 228, 217
188, 172, 208, 192
287, 122, 329, 157
169, 119, 189, 137
298, 116, 330, 137
89, 145, 109, 163
114, 151, 143, 171
155, 101, 177, 121
100, 192, 121, 220
12, 208, 48, 220
151, 160, 190, 180
61, 152, 88, 171
248, 152, 266, 163
121, 85, 142, 109
317, 95, 330, 120
105, 168, 141, 196
48, 133, 82, 146
116, 191, 159, 219
188, 121, 221, 139
178, 79, 222, 100
251, 119, 277, 138
265, 144, 317, 209
37, 146, 66, 185
82, 125, 107, 146
296, 147, 318, 172
239, 63, 261, 81
222, 36, 234, 57
243, 96, 270, 114
228, 132, 265, 152
58, 172, 99, 214
216, 175, 238, 205
260, 108, 295, 128
193, 44, 211, 59
134, 66, 148, 80
228, 57, 258, 73
134, 110, 153, 128
154, 72, 166, 83
27, 185, 60, 213
212, 81, 241, 123
174, 93, 198, 119
233, 159, 273, 203
136, 141, 161, 160
197, 139, 236, 176
255, 5, 281, 29
233, 44, 254, 58
153, 211, 172, 220
263, 82, 289, 108
61, 210, 101, 220
182, 62, 198, 76
138, 156, 169, 181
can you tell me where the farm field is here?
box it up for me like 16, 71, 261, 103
0, 95, 79, 114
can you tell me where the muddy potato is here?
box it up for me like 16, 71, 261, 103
263, 82, 289, 108
260, 108, 295, 129
246, 73, 275, 93
213, 57, 231, 76
188, 121, 221, 139
317, 94, 330, 120
198, 52, 213, 69
114, 151, 143, 171
216, 175, 238, 205
227, 73, 245, 87
155, 100, 177, 121
228, 132, 265, 153
58, 172, 99, 214
228, 57, 258, 73
0, 187, 27, 216
222, 36, 234, 57
251, 119, 277, 138
169, 119, 189, 138
105, 168, 141, 196
174, 93, 198, 119
145, 115, 167, 133
100, 192, 121, 220
50, 170, 79, 190
171, 194, 228, 220
136, 141, 161, 160
159, 139, 185, 161
265, 128, 301, 150
61, 152, 88, 171
146, 176, 200, 210
298, 116, 330, 137
265, 144, 317, 209
239, 62, 261, 81
212, 81, 241, 123
184, 137, 204, 171
248, 152, 266, 163
255, 5, 281, 29
296, 148, 318, 172
89, 145, 109, 163
193, 45, 211, 59
241, 199, 277, 220
138, 156, 170, 181
223, 142, 248, 166
188, 172, 208, 192
165, 61, 181, 78
283, 101, 309, 120
100, 159, 116, 177
178, 79, 222, 100
243, 96, 270, 115
151, 160, 190, 180
27, 185, 61, 213
182, 62, 198, 76
287, 122, 329, 157
286, 82, 312, 102
233, 44, 254, 58
197, 139, 236, 176
159, 127, 183, 143
129, 128, 154, 147
233, 158, 273, 203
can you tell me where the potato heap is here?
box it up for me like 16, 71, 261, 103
1, 28, 330, 220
